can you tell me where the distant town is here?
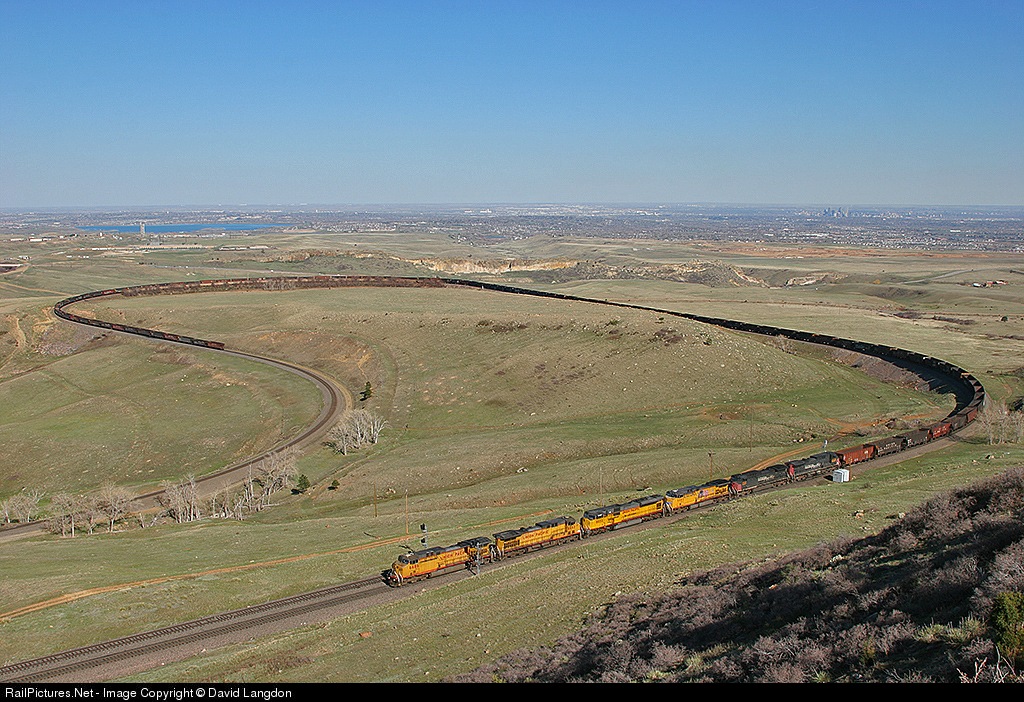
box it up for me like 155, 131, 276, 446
1, 204, 1022, 252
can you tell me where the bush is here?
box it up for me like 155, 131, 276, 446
990, 591, 1024, 666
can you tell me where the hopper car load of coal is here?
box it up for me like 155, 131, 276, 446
48, 275, 985, 589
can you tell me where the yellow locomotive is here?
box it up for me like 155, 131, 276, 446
580, 494, 667, 536
492, 517, 581, 559
384, 536, 491, 587
664, 479, 732, 512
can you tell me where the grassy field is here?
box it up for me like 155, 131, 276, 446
1, 229, 1022, 681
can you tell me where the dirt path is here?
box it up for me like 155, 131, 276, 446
4, 315, 26, 349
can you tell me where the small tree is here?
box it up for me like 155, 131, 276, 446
360, 382, 373, 401
325, 410, 387, 454
98, 484, 138, 533
991, 591, 1024, 667
240, 449, 300, 511
979, 402, 1024, 445
2, 489, 44, 523
260, 449, 299, 501
293, 474, 311, 494
161, 475, 200, 523
47, 493, 81, 537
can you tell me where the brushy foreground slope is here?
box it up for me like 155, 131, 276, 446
453, 468, 1024, 683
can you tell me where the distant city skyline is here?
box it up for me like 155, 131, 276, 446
2, 1, 1021, 208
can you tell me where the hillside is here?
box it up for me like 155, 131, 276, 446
3, 229, 1024, 682
453, 468, 1024, 683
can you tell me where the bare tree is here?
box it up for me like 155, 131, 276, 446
1010, 410, 1024, 444
135, 510, 158, 529
47, 493, 80, 537
81, 495, 101, 535
161, 475, 200, 523
0, 497, 14, 524
240, 464, 261, 512
98, 485, 138, 533
979, 402, 1005, 444
2, 489, 44, 524
230, 492, 248, 520
978, 402, 1023, 445
363, 412, 388, 444
206, 486, 246, 521
254, 449, 299, 509
326, 415, 357, 455
325, 410, 388, 454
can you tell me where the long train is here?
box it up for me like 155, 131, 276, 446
50, 274, 986, 586
382, 412, 978, 586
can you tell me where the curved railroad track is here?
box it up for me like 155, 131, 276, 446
1, 274, 984, 537
0, 337, 348, 541
0, 274, 986, 680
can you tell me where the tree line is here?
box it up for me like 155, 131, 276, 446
0, 449, 304, 536
978, 401, 1024, 445
1, 410, 388, 536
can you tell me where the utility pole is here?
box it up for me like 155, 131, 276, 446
708, 450, 714, 480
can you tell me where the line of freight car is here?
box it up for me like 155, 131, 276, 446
54, 275, 984, 426
53, 306, 225, 351
46, 276, 998, 419
382, 412, 981, 587
47, 276, 985, 588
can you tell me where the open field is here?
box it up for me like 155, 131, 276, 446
1, 227, 1023, 682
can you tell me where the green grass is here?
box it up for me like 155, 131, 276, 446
0, 336, 323, 496
116, 439, 1024, 683
0, 283, 961, 668
1, 232, 1022, 681
76, 286, 951, 508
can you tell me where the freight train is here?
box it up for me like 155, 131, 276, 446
50, 275, 986, 588
51, 275, 447, 351
382, 405, 981, 586
53, 287, 226, 350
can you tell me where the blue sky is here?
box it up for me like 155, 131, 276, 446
1, 1, 1021, 207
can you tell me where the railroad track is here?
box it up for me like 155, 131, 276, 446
0, 274, 985, 679
0, 344, 348, 541
0, 577, 389, 682
0, 428, 967, 684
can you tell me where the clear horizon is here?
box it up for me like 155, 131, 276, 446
2, 1, 1021, 209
